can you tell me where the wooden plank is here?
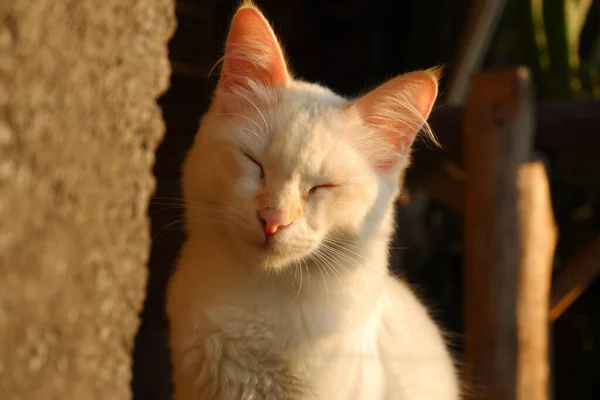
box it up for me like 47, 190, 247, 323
420, 100, 600, 157
516, 159, 557, 400
405, 159, 464, 214
533, 100, 600, 155
549, 236, 600, 322
463, 67, 535, 400
445, 0, 509, 106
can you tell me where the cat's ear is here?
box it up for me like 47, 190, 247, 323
216, 4, 289, 103
349, 69, 440, 170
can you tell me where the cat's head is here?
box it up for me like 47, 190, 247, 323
183, 2, 439, 270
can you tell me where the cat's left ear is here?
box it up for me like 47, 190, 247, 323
216, 4, 290, 104
349, 69, 440, 170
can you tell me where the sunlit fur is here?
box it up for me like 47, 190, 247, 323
167, 2, 460, 399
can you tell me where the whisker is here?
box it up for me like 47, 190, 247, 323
296, 258, 305, 299
152, 195, 185, 200
313, 248, 351, 299
305, 258, 311, 288
323, 236, 364, 250
149, 206, 184, 215
218, 112, 264, 133
387, 246, 412, 251
320, 243, 390, 284
153, 219, 185, 242
311, 252, 330, 304
222, 124, 261, 140
234, 88, 269, 132
320, 242, 357, 264
322, 238, 366, 262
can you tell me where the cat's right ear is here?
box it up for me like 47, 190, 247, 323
347, 69, 440, 171
216, 4, 290, 108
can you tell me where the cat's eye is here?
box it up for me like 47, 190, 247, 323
244, 153, 264, 179
308, 184, 338, 195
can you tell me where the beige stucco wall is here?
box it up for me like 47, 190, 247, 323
0, 1, 175, 399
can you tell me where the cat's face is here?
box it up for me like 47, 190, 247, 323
186, 83, 381, 269
182, 4, 438, 270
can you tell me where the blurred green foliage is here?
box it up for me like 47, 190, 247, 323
490, 0, 599, 98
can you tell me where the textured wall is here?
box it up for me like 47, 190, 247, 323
0, 1, 174, 399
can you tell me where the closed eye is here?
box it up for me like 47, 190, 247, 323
243, 152, 264, 179
309, 184, 339, 195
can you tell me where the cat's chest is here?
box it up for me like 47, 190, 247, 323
180, 297, 340, 399
195, 288, 343, 353
168, 256, 387, 399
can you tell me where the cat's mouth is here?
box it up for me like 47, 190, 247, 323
254, 236, 275, 250
254, 235, 288, 255
243, 233, 279, 257
246, 233, 318, 268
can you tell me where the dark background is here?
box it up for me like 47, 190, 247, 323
132, 1, 600, 399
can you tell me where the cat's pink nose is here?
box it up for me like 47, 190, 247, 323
258, 207, 291, 236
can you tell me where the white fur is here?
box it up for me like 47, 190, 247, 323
167, 4, 460, 399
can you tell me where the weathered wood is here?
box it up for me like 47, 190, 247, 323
409, 99, 600, 213
463, 67, 535, 400
419, 100, 600, 157
405, 159, 464, 214
549, 236, 600, 322
516, 159, 557, 400
445, 0, 509, 106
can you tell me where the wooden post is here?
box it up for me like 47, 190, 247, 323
406, 159, 465, 214
445, 0, 508, 105
516, 158, 557, 400
463, 67, 550, 399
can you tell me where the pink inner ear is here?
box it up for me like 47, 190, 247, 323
218, 7, 289, 96
352, 70, 439, 170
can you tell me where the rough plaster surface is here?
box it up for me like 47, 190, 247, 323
0, 1, 175, 399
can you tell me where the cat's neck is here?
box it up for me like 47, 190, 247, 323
175, 222, 395, 348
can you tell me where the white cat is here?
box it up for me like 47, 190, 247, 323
166, 2, 460, 399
